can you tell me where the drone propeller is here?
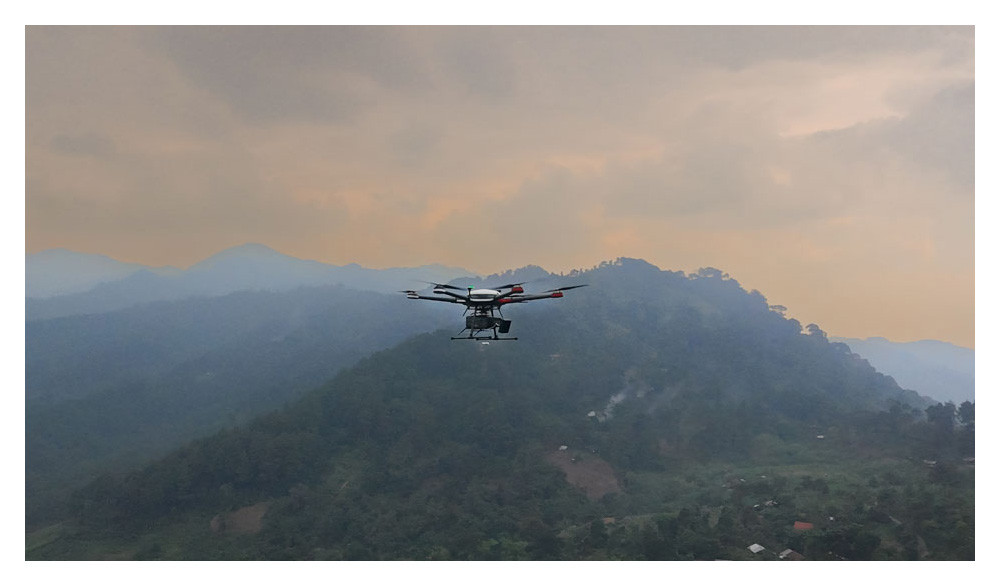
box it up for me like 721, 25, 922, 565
544, 284, 589, 293
487, 281, 528, 290
419, 281, 466, 291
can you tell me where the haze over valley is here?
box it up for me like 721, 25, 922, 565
27, 243, 975, 406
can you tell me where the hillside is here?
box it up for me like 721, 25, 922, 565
28, 259, 972, 560
25, 248, 180, 298
25, 285, 454, 527
831, 337, 974, 404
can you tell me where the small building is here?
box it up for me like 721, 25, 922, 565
793, 521, 815, 531
748, 543, 765, 554
558, 445, 569, 451
779, 549, 805, 560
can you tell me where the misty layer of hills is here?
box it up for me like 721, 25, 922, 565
24, 250, 556, 527
26, 243, 477, 320
26, 248, 181, 298
831, 337, 974, 404
26, 285, 457, 525
26, 246, 974, 407
27, 257, 973, 560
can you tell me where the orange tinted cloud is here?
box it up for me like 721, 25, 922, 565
26, 26, 974, 346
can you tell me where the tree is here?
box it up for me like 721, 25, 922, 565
926, 402, 956, 434
957, 401, 975, 456
696, 267, 728, 280
586, 518, 610, 551
805, 324, 828, 340
958, 401, 974, 427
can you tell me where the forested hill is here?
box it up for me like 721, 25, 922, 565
25, 285, 454, 527
32, 259, 970, 561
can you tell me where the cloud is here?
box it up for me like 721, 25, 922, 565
49, 132, 117, 158
25, 26, 975, 344
878, 81, 974, 190
148, 26, 433, 124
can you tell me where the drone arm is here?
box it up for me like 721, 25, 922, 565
401, 291, 463, 303
498, 292, 563, 304
436, 289, 471, 301
497, 284, 587, 304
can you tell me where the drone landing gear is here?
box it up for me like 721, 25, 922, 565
451, 334, 518, 341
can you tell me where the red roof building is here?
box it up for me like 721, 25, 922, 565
793, 521, 815, 531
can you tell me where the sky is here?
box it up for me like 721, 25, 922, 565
25, 25, 975, 347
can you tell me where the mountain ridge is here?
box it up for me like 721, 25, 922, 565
25, 244, 479, 320
26, 248, 180, 298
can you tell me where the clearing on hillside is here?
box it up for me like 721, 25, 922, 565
545, 448, 622, 500
210, 501, 269, 535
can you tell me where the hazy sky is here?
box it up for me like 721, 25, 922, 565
25, 26, 974, 347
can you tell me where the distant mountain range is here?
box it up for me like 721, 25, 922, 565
26, 245, 973, 407
26, 248, 181, 298
27, 245, 973, 407
831, 337, 974, 405
25, 243, 478, 320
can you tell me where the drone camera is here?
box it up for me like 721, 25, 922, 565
466, 315, 498, 330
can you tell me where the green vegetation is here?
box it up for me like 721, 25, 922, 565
26, 286, 449, 527
26, 259, 973, 560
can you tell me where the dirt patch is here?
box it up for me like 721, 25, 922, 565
545, 449, 622, 501
210, 501, 269, 535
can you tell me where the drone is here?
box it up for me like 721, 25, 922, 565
401, 281, 588, 340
